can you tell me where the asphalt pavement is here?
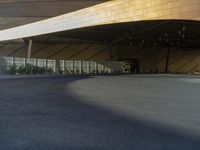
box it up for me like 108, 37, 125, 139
0, 75, 200, 150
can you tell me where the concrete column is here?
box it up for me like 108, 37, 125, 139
80, 60, 83, 74
88, 61, 90, 73
103, 62, 105, 73
25, 58, 27, 67
95, 62, 97, 74
24, 58, 26, 66
72, 60, 75, 73
46, 59, 48, 69
34, 58, 37, 66
36, 59, 38, 67
96, 62, 98, 73
55, 60, 61, 74
27, 39, 33, 58
13, 57, 15, 66
54, 60, 56, 73
64, 60, 66, 73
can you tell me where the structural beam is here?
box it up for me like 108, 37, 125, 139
66, 45, 92, 60
32, 44, 51, 56
8, 45, 26, 57
47, 44, 71, 59
86, 46, 108, 60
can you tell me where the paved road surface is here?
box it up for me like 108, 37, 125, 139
0, 75, 200, 150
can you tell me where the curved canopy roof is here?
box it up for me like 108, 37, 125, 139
0, 0, 106, 30
0, 0, 199, 42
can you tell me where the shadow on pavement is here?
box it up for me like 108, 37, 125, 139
0, 76, 199, 150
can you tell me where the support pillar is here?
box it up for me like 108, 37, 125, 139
72, 60, 75, 74
25, 58, 27, 67
46, 59, 48, 70
64, 60, 66, 74
27, 39, 33, 58
103, 62, 105, 74
88, 61, 91, 73
96, 62, 98, 73
80, 60, 83, 74
36, 59, 38, 67
95, 62, 97, 74
13, 57, 15, 66
24, 58, 26, 66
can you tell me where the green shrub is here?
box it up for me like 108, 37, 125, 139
18, 66, 26, 74
47, 68, 54, 74
25, 64, 33, 74
9, 63, 56, 75
9, 66, 18, 75
32, 66, 46, 74
58, 70, 63, 74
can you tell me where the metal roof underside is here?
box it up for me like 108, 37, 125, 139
29, 20, 200, 49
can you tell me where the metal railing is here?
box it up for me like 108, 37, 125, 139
0, 57, 128, 75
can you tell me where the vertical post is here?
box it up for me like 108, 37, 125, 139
55, 60, 57, 74
54, 60, 56, 73
64, 60, 66, 74
80, 60, 83, 74
0, 57, 1, 75
13, 57, 15, 66
72, 60, 75, 74
34, 58, 36, 66
165, 46, 170, 73
27, 39, 32, 58
24, 58, 26, 67
55, 60, 60, 74
46, 59, 48, 70
95, 62, 97, 74
103, 62, 105, 74
25, 58, 27, 67
36, 59, 38, 67
96, 62, 98, 73
88, 60, 90, 74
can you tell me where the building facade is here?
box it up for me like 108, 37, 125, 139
0, 0, 199, 74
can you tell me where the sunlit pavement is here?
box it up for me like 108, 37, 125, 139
0, 75, 200, 150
